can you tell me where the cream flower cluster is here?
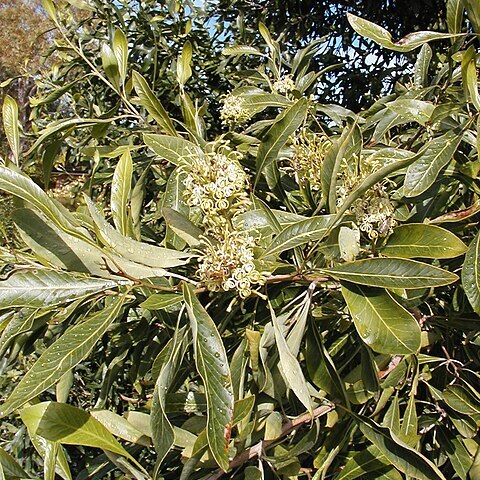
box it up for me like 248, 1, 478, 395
182, 150, 267, 296
197, 230, 265, 298
183, 152, 250, 231
336, 156, 397, 240
290, 130, 331, 190
272, 75, 296, 94
220, 94, 252, 127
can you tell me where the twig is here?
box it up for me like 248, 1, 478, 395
207, 403, 335, 480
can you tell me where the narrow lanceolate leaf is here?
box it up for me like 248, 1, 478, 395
0, 296, 125, 418
0, 269, 120, 309
321, 122, 361, 213
2, 95, 20, 163
242, 93, 292, 113
177, 40, 193, 86
347, 13, 460, 52
349, 411, 447, 480
182, 284, 234, 472
101, 43, 120, 90
0, 166, 89, 243
342, 283, 421, 355
151, 327, 188, 468
143, 133, 201, 165
381, 224, 467, 259
321, 258, 458, 289
255, 98, 308, 186
222, 45, 265, 56
113, 29, 128, 84
270, 304, 313, 415
404, 131, 462, 197
336, 445, 394, 480
133, 72, 176, 135
462, 227, 480, 314
85, 196, 193, 268
443, 384, 480, 415
446, 0, 465, 36
111, 148, 132, 236
20, 402, 132, 459
261, 215, 335, 257
0, 446, 30, 479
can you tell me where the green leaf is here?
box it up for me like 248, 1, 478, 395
143, 133, 201, 166
242, 93, 292, 112
20, 402, 132, 459
270, 304, 313, 415
321, 122, 361, 213
381, 224, 467, 259
222, 45, 265, 56
0, 269, 120, 309
348, 410, 447, 480
443, 384, 480, 415
133, 72, 177, 136
182, 284, 234, 472
462, 230, 480, 314
151, 327, 188, 468
262, 215, 334, 257
404, 131, 462, 197
101, 43, 120, 90
0, 296, 124, 417
140, 293, 183, 310
399, 394, 419, 446
90, 410, 150, 446
0, 166, 89, 243
111, 148, 133, 236
414, 45, 433, 88
336, 445, 396, 480
42, 0, 57, 19
342, 283, 421, 355
255, 98, 308, 186
0, 446, 30, 479
162, 207, 202, 247
447, 0, 465, 35
177, 40, 193, 86
347, 13, 461, 52
85, 196, 193, 268
322, 257, 458, 289
386, 99, 435, 125
2, 95, 20, 163
113, 29, 128, 84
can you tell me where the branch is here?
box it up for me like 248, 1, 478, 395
207, 403, 335, 480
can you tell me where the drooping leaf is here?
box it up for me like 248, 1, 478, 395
342, 283, 421, 354
0, 446, 30, 479
348, 410, 447, 480
347, 13, 461, 52
443, 384, 480, 415
2, 95, 20, 163
85, 196, 193, 268
0, 295, 125, 417
151, 327, 189, 469
446, 0, 465, 35
404, 130, 462, 197
462, 229, 480, 314
255, 98, 308, 186
182, 284, 234, 472
414, 45, 433, 88
133, 72, 177, 135
90, 410, 151, 446
0, 269, 121, 309
261, 215, 334, 257
270, 303, 313, 415
111, 148, 132, 236
20, 402, 132, 459
322, 257, 458, 289
381, 224, 467, 259
162, 207, 202, 247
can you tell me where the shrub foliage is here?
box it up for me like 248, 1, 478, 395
0, 0, 480, 479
